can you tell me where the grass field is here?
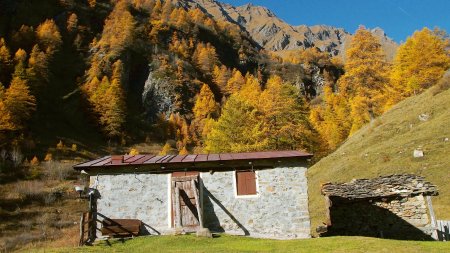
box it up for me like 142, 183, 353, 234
308, 84, 450, 235
24, 234, 450, 253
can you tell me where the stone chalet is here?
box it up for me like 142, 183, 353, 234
320, 174, 438, 240
73, 150, 313, 239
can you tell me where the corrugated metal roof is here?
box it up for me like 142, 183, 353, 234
73, 150, 312, 171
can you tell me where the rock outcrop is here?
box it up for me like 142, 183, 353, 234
142, 72, 176, 122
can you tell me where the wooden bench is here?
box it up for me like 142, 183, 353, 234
101, 219, 142, 237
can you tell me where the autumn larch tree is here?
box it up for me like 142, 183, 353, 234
0, 38, 12, 85
3, 77, 36, 130
259, 75, 317, 151
99, 60, 126, 138
190, 83, 219, 146
205, 94, 268, 153
27, 44, 49, 88
226, 69, 245, 95
13, 49, 27, 80
36, 19, 62, 53
338, 26, 389, 134
309, 26, 388, 149
386, 27, 450, 108
213, 65, 231, 93
0, 83, 15, 131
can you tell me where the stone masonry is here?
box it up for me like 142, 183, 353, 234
201, 166, 310, 239
93, 173, 172, 236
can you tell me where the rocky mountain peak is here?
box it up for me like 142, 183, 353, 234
177, 0, 397, 58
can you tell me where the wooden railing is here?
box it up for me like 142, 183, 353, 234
79, 212, 91, 246
436, 220, 450, 241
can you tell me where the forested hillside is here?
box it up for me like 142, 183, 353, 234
0, 0, 344, 170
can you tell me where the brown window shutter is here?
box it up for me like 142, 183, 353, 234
236, 170, 257, 195
245, 171, 257, 195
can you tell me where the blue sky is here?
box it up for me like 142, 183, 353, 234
221, 0, 450, 43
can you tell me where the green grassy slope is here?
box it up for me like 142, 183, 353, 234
308, 86, 450, 234
27, 235, 450, 253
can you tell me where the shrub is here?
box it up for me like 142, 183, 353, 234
2, 233, 43, 252
432, 72, 450, 95
43, 161, 74, 181
56, 140, 64, 150
44, 193, 57, 205
10, 146, 24, 168
44, 153, 53, 161
30, 156, 40, 166
14, 180, 46, 201
129, 148, 139, 155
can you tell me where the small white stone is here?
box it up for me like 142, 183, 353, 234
418, 113, 430, 121
413, 150, 424, 158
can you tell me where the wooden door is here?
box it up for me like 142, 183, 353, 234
171, 172, 200, 229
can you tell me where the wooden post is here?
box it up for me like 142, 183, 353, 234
79, 213, 85, 246
192, 179, 203, 228
174, 186, 181, 228
427, 196, 438, 240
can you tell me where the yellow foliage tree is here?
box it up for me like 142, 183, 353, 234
205, 94, 268, 153
0, 83, 15, 131
387, 27, 450, 108
27, 44, 49, 84
258, 75, 318, 151
193, 43, 218, 73
191, 83, 219, 146
99, 1, 135, 57
193, 84, 218, 120
309, 86, 351, 150
0, 38, 12, 84
3, 77, 36, 129
66, 13, 78, 33
338, 26, 389, 134
100, 61, 126, 138
168, 113, 190, 149
226, 69, 245, 95
36, 19, 62, 53
159, 142, 175, 155
13, 49, 27, 80
212, 65, 230, 93
178, 146, 189, 155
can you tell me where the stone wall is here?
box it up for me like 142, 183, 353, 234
92, 173, 171, 236
201, 166, 310, 239
91, 164, 310, 239
373, 195, 429, 228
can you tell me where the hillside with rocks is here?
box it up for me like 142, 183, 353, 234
308, 73, 450, 235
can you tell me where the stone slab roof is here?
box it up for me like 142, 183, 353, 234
321, 174, 438, 199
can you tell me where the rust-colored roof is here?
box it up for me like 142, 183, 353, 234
73, 150, 312, 171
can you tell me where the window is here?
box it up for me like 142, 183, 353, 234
235, 170, 257, 196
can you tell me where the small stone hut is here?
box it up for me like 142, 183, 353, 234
320, 174, 438, 240
73, 150, 312, 239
